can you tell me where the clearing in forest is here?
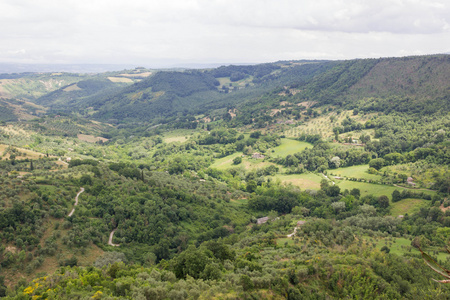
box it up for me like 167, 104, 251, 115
271, 138, 312, 157
390, 198, 429, 216
77, 134, 108, 143
273, 173, 323, 190
329, 165, 382, 181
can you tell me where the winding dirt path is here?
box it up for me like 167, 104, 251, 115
108, 229, 120, 247
321, 173, 335, 185
287, 221, 306, 238
68, 187, 85, 217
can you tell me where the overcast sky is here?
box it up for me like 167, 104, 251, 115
1, 0, 449, 67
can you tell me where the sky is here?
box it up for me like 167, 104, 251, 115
0, 0, 449, 68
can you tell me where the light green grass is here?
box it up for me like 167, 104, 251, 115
273, 173, 324, 190
211, 152, 278, 171
337, 180, 436, 200
390, 198, 430, 216
230, 198, 248, 206
367, 237, 448, 261
217, 77, 231, 86
271, 138, 312, 157
210, 152, 244, 170
162, 129, 196, 143
336, 181, 403, 199
330, 165, 382, 181
276, 237, 298, 246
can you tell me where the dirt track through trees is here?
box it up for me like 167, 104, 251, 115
68, 187, 84, 217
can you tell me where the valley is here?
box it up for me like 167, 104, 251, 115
0, 55, 449, 299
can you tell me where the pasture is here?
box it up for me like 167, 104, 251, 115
271, 138, 311, 157
336, 180, 403, 199
390, 198, 430, 217
273, 173, 323, 190
211, 152, 278, 171
162, 129, 196, 143
329, 164, 382, 181
368, 237, 448, 261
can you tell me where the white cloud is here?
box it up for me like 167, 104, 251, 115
0, 0, 449, 65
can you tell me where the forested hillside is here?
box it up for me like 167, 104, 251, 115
0, 55, 449, 299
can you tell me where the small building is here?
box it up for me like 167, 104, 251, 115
252, 153, 265, 159
257, 216, 269, 225
407, 177, 416, 186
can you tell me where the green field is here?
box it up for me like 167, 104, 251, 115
390, 198, 430, 216
210, 152, 279, 171
276, 237, 298, 246
336, 181, 403, 199
368, 237, 448, 261
162, 129, 196, 143
273, 173, 324, 190
330, 164, 382, 181
271, 138, 312, 157
337, 180, 436, 200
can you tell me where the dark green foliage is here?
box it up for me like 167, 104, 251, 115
369, 158, 386, 170
392, 190, 402, 202
0, 276, 6, 297
69, 159, 99, 167
0, 103, 18, 122
59, 256, 78, 267
35, 78, 127, 108
377, 196, 390, 209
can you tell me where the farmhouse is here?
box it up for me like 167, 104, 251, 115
252, 152, 265, 159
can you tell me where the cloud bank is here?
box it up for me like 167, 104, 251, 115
0, 0, 449, 66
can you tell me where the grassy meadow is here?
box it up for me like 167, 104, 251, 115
329, 164, 382, 181
273, 173, 324, 190
271, 138, 312, 157
390, 198, 430, 216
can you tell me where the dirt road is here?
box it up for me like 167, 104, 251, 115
68, 187, 85, 217
108, 229, 120, 247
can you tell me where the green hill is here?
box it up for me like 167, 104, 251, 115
0, 55, 449, 298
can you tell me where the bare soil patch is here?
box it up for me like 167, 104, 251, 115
119, 72, 152, 77
77, 134, 109, 143
108, 77, 133, 83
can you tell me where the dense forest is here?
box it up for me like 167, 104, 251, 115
0, 55, 449, 299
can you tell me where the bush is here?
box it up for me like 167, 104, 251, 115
232, 156, 242, 165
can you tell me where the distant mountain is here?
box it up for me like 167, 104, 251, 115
0, 63, 136, 74
4, 55, 449, 123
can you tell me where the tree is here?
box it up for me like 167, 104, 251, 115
378, 195, 390, 209
173, 245, 209, 279
329, 156, 341, 168
326, 185, 341, 197
381, 246, 390, 253
350, 188, 360, 199
233, 156, 242, 165
392, 190, 401, 202
369, 158, 385, 170
246, 180, 257, 193
80, 174, 93, 185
